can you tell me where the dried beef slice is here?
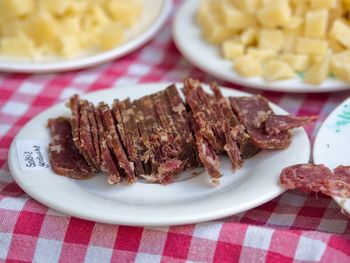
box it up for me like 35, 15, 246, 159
48, 117, 94, 179
265, 115, 318, 136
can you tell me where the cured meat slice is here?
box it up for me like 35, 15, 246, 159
183, 84, 222, 152
67, 95, 81, 150
98, 102, 136, 183
112, 99, 145, 176
87, 102, 101, 168
79, 100, 99, 170
265, 115, 318, 136
280, 164, 350, 198
48, 117, 94, 179
223, 123, 243, 169
210, 82, 260, 159
95, 107, 121, 184
329, 166, 350, 198
280, 164, 333, 193
230, 96, 292, 149
165, 85, 200, 168
191, 114, 222, 181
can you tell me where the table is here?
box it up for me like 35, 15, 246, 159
1, 2, 350, 262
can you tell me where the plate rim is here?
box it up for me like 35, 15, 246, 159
0, 0, 172, 73
172, 0, 350, 93
313, 96, 350, 213
8, 83, 311, 226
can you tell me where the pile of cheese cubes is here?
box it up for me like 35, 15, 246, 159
197, 0, 350, 84
0, 0, 142, 59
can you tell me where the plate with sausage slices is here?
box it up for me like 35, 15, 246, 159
8, 81, 313, 226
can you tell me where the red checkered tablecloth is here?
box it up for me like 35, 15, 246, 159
1, 2, 350, 262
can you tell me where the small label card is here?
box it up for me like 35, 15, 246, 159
15, 139, 51, 170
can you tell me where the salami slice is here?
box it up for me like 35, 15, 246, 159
280, 164, 333, 194
265, 115, 318, 136
230, 96, 292, 149
329, 166, 350, 198
48, 117, 94, 179
98, 102, 136, 183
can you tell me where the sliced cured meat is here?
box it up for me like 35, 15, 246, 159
112, 99, 145, 176
183, 85, 222, 152
165, 85, 200, 168
95, 107, 121, 184
140, 159, 184, 184
67, 95, 81, 150
79, 100, 98, 170
210, 82, 260, 159
329, 166, 350, 198
87, 102, 101, 168
280, 164, 332, 194
48, 117, 94, 179
98, 102, 136, 183
223, 123, 243, 169
265, 115, 318, 136
191, 115, 222, 181
230, 96, 292, 149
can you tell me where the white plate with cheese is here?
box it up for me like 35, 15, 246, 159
172, 0, 350, 93
0, 0, 171, 73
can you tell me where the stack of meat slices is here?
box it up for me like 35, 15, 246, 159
48, 79, 316, 185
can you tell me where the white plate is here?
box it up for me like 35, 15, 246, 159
0, 0, 171, 73
172, 0, 350, 93
313, 97, 350, 213
8, 83, 310, 226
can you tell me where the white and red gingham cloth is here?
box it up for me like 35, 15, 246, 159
1, 1, 350, 262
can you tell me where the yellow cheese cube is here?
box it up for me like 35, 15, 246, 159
239, 27, 258, 46
310, 55, 325, 65
305, 9, 328, 38
106, 0, 142, 27
257, 0, 292, 28
0, 34, 35, 58
258, 29, 285, 51
232, 0, 261, 14
222, 40, 245, 60
247, 48, 276, 61
282, 33, 298, 52
98, 24, 124, 50
280, 53, 310, 71
26, 13, 61, 45
58, 35, 82, 58
331, 59, 350, 82
0, 0, 33, 17
234, 55, 262, 77
293, 2, 308, 17
304, 50, 332, 84
284, 17, 303, 30
296, 37, 328, 55
310, 0, 337, 8
82, 6, 111, 31
221, 4, 257, 30
262, 60, 295, 81
330, 19, 350, 49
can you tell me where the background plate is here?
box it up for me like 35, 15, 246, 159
313, 97, 350, 214
0, 0, 171, 73
172, 0, 350, 93
8, 83, 311, 226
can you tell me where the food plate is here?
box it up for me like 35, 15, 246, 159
0, 0, 171, 73
172, 0, 350, 93
313, 97, 350, 214
8, 83, 310, 226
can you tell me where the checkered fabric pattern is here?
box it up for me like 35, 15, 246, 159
1, 1, 350, 262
